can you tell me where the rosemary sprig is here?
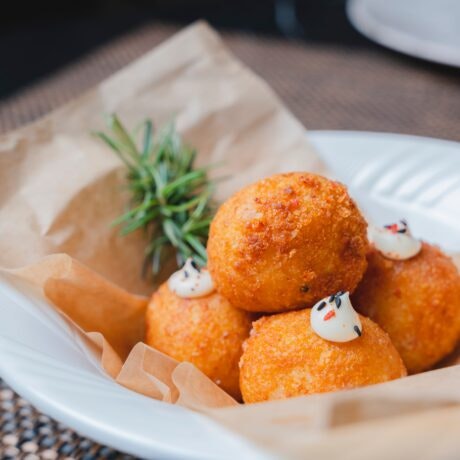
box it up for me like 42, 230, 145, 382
94, 114, 215, 277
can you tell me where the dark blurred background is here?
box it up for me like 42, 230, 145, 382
0, 0, 367, 99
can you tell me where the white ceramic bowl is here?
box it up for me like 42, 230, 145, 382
1, 131, 459, 459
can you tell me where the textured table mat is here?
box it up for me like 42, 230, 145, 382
0, 380, 136, 459
1, 23, 460, 140
1, 21, 460, 459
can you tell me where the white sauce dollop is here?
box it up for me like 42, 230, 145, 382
168, 258, 215, 298
368, 220, 421, 260
310, 292, 362, 342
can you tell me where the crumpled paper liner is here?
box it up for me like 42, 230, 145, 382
3, 253, 236, 409
1, 21, 460, 459
0, 20, 323, 296
3, 253, 460, 459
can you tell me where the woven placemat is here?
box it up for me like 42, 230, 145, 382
1, 21, 460, 459
1, 22, 460, 141
0, 379, 137, 459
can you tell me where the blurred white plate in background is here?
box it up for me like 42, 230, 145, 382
309, 131, 460, 253
0, 131, 459, 459
347, 0, 460, 67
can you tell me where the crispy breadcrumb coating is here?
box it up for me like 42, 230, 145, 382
239, 309, 406, 403
352, 243, 460, 373
208, 172, 368, 312
145, 283, 252, 400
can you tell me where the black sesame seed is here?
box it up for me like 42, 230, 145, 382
354, 325, 362, 336
300, 284, 309, 293
317, 301, 327, 311
183, 270, 189, 278
328, 295, 335, 303
336, 291, 344, 297
190, 259, 201, 272
397, 229, 406, 233
335, 296, 342, 308
400, 219, 407, 226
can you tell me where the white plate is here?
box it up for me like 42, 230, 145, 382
1, 131, 460, 459
347, 0, 460, 67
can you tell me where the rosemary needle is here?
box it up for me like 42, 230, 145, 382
94, 114, 215, 278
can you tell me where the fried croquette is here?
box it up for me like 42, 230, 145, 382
239, 309, 406, 403
207, 172, 368, 313
352, 243, 460, 373
145, 283, 252, 400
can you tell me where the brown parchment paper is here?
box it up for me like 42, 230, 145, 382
1, 22, 460, 460
0, 20, 324, 296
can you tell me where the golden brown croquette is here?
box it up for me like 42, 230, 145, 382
239, 309, 406, 403
208, 172, 368, 313
352, 243, 460, 373
145, 283, 252, 400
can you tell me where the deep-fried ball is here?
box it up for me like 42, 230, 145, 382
145, 283, 252, 400
352, 243, 460, 373
208, 172, 368, 312
239, 309, 406, 403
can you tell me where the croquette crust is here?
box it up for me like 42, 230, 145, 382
352, 243, 460, 373
207, 172, 368, 313
145, 283, 252, 400
239, 309, 406, 403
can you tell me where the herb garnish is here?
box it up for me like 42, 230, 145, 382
95, 114, 215, 277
